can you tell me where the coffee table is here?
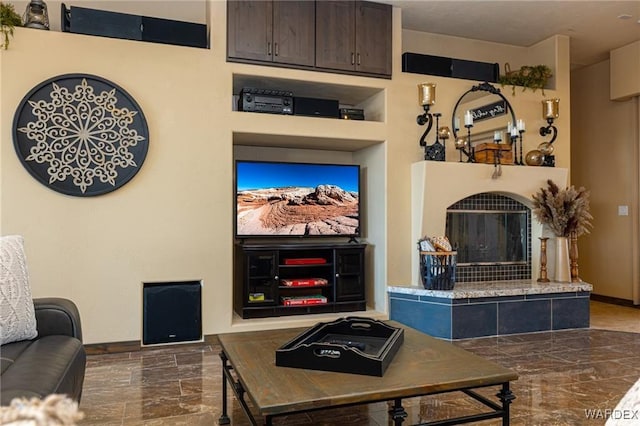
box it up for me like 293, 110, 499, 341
218, 321, 517, 425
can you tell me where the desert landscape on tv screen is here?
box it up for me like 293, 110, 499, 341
236, 163, 359, 236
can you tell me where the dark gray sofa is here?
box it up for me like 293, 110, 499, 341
0, 298, 86, 405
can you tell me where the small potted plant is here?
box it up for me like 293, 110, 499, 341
1, 2, 22, 49
499, 63, 552, 96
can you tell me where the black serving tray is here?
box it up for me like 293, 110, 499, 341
275, 317, 404, 376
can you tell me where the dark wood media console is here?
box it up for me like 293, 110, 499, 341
234, 243, 366, 319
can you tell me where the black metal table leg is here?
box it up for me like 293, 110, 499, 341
497, 382, 516, 426
219, 351, 230, 425
389, 398, 407, 425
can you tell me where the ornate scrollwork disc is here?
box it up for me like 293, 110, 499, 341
12, 74, 149, 197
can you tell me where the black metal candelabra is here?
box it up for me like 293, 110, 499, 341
454, 125, 475, 163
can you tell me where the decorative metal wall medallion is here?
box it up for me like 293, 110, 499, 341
12, 74, 149, 196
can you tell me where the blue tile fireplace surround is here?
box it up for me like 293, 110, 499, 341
388, 281, 593, 340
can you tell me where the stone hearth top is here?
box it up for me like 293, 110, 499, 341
388, 280, 593, 299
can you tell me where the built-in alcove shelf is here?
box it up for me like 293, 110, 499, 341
232, 74, 386, 123
230, 116, 385, 152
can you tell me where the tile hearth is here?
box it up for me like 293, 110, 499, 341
79, 310, 640, 425
389, 280, 593, 339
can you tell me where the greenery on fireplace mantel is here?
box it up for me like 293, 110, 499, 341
498, 63, 552, 96
0, 2, 22, 49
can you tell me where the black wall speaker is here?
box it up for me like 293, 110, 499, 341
402, 52, 499, 83
402, 53, 452, 78
143, 281, 202, 345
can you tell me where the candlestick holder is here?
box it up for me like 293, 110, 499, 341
538, 237, 550, 283
465, 124, 475, 163
454, 137, 466, 162
511, 134, 519, 165
569, 231, 581, 282
518, 129, 525, 165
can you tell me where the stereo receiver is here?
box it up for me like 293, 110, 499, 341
239, 87, 293, 115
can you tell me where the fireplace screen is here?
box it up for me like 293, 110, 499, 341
446, 209, 527, 265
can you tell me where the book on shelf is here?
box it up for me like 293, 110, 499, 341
281, 295, 327, 306
280, 278, 329, 287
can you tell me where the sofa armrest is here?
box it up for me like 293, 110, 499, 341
33, 298, 83, 342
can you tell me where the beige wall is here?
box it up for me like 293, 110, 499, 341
1, 1, 570, 344
610, 40, 640, 100
571, 60, 640, 301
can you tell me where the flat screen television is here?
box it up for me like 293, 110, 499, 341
235, 160, 361, 238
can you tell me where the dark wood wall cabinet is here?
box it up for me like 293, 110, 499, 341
61, 4, 208, 49
234, 243, 366, 319
315, 1, 392, 76
227, 0, 392, 78
227, 0, 315, 66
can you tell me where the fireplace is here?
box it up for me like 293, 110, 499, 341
388, 162, 592, 340
446, 193, 531, 282
411, 161, 568, 285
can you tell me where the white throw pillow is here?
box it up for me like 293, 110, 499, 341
0, 235, 37, 345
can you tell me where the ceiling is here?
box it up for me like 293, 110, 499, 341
384, 0, 640, 69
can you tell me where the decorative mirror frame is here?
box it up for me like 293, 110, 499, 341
451, 82, 516, 143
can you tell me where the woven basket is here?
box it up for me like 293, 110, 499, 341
419, 251, 457, 290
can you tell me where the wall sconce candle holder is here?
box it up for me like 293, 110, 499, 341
417, 83, 446, 161
539, 117, 558, 144
539, 98, 559, 167
417, 103, 434, 146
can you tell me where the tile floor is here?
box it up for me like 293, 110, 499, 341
78, 301, 640, 425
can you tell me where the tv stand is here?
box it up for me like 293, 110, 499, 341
234, 242, 366, 319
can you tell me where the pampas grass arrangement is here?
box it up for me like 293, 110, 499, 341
532, 179, 593, 237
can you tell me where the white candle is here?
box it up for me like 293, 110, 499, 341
543, 98, 560, 119
494, 131, 501, 141
464, 111, 473, 126
454, 117, 460, 131
418, 83, 436, 106
510, 126, 519, 138
507, 122, 512, 133
517, 119, 525, 131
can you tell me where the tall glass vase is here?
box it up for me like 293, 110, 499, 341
555, 236, 571, 282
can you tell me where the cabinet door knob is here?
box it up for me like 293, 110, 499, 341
357, 53, 361, 65
274, 43, 279, 56
335, 273, 340, 278
267, 42, 272, 56
274, 275, 279, 280
351, 52, 355, 65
